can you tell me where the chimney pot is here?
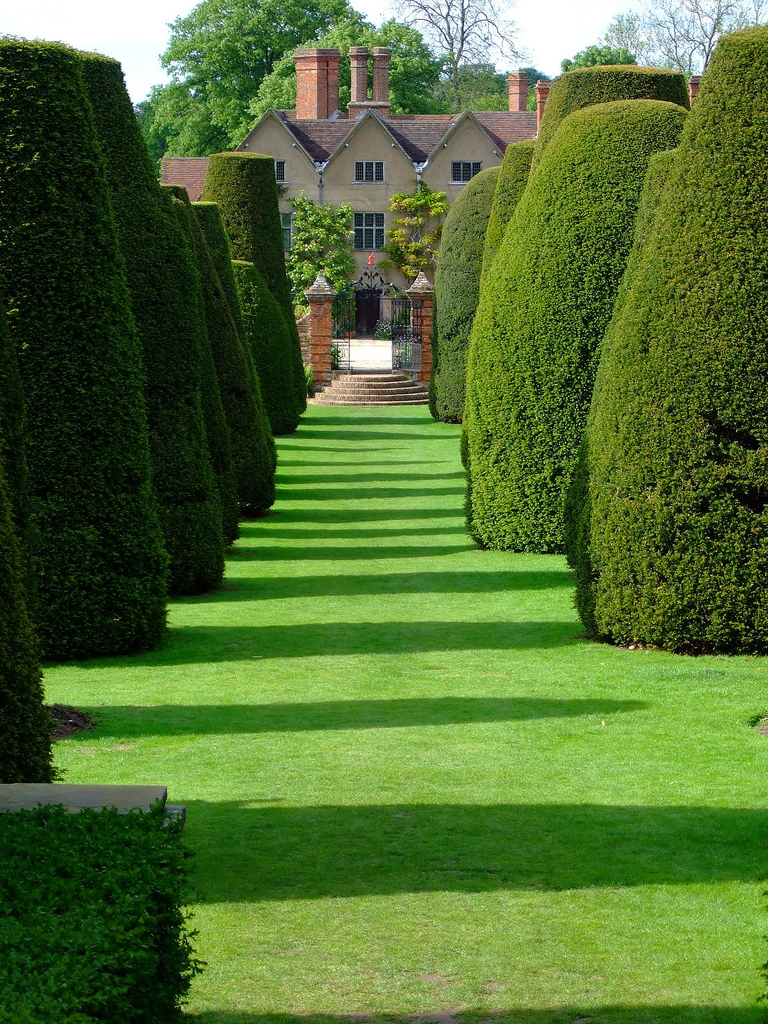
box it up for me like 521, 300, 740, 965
371, 46, 391, 108
349, 46, 369, 104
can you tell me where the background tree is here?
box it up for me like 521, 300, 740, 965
139, 0, 358, 156
603, 0, 767, 72
395, 0, 522, 107
286, 197, 354, 309
379, 183, 448, 282
561, 45, 638, 72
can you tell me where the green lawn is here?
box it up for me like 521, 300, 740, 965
45, 404, 768, 1024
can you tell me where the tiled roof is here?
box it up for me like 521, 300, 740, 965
160, 157, 209, 201
275, 109, 537, 165
275, 112, 354, 162
474, 111, 538, 150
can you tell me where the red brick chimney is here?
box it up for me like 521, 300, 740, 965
535, 79, 551, 133
372, 47, 390, 105
348, 46, 391, 117
688, 74, 702, 105
507, 70, 529, 112
294, 48, 341, 120
349, 46, 368, 104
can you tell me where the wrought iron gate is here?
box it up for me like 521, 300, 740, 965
331, 268, 422, 372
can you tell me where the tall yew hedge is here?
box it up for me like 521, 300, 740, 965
566, 28, 768, 654
533, 65, 688, 170
0, 309, 53, 784
431, 167, 499, 423
230, 261, 302, 436
0, 40, 168, 658
464, 99, 687, 552
202, 153, 306, 417
79, 53, 226, 593
194, 203, 300, 436
165, 186, 276, 516
481, 140, 535, 281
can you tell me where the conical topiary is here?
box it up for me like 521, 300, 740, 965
202, 153, 307, 416
78, 52, 226, 593
165, 186, 276, 516
230, 261, 302, 436
0, 440, 54, 784
430, 167, 499, 424
564, 148, 677, 636
0, 39, 168, 659
532, 65, 688, 171
565, 28, 768, 654
481, 140, 535, 282
464, 99, 687, 552
193, 202, 300, 436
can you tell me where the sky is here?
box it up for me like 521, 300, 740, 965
2, 0, 639, 104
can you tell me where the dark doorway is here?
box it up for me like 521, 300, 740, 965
354, 292, 381, 336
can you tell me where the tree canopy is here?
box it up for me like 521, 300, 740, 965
140, 0, 358, 156
561, 45, 638, 72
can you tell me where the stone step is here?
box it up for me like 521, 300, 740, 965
324, 384, 426, 396
312, 396, 429, 406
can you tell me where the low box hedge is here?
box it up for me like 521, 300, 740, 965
0, 804, 202, 1022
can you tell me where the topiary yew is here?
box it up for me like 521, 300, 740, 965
566, 28, 768, 654
564, 148, 676, 635
0, 314, 52, 783
79, 53, 227, 592
464, 99, 687, 553
231, 260, 302, 436
202, 153, 307, 417
0, 40, 168, 658
430, 167, 499, 424
193, 203, 300, 436
532, 65, 688, 171
165, 186, 276, 516
481, 140, 535, 282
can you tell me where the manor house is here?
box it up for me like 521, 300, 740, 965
162, 47, 541, 288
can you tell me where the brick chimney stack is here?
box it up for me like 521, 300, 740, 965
507, 70, 529, 112
535, 79, 551, 133
294, 48, 341, 120
349, 46, 368, 104
371, 47, 391, 105
348, 46, 391, 117
688, 74, 702, 105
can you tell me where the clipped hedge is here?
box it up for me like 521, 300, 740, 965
0, 40, 168, 658
566, 27, 768, 654
0, 804, 202, 1022
481, 140, 535, 281
533, 65, 688, 170
202, 152, 307, 416
165, 186, 276, 516
194, 202, 300, 436
230, 260, 302, 436
0, 440, 53, 785
564, 147, 676, 635
0, 291, 33, 586
79, 53, 226, 593
430, 167, 500, 423
464, 99, 687, 552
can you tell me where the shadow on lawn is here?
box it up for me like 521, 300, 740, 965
185, 1010, 765, 1024
200, 570, 573, 602
241, 525, 466, 540
228, 544, 476, 562
73, 696, 646, 738
278, 486, 462, 502
82, 619, 579, 665
278, 471, 466, 484
184, 801, 768, 902
246, 507, 462, 525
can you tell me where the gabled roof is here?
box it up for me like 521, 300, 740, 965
243, 108, 538, 167
160, 157, 209, 201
